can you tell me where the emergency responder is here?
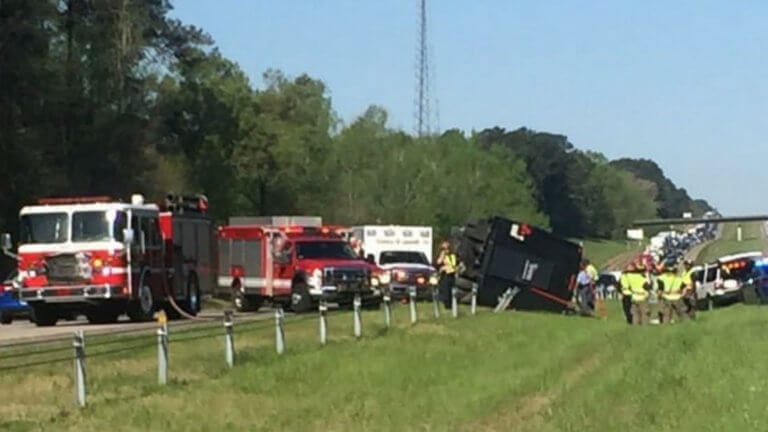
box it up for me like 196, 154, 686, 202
620, 262, 650, 325
436, 240, 457, 308
681, 260, 697, 319
651, 263, 665, 324
585, 259, 599, 298
575, 260, 594, 315
658, 264, 686, 323
618, 263, 636, 324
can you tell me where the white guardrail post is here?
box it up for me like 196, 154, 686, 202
383, 292, 391, 328
157, 312, 168, 385
432, 286, 441, 319
224, 310, 234, 368
409, 286, 418, 324
73, 330, 86, 407
451, 287, 459, 318
275, 306, 285, 354
471, 284, 478, 316
319, 299, 328, 346
353, 294, 362, 338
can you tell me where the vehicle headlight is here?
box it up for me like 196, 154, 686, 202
370, 277, 380, 287
308, 268, 323, 288
429, 274, 439, 285
378, 271, 391, 285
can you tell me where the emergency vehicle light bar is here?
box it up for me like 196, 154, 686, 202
37, 196, 112, 205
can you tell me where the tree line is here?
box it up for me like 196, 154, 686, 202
0, 0, 711, 262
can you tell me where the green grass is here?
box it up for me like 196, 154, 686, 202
696, 222, 768, 263
577, 238, 640, 268
5, 300, 768, 431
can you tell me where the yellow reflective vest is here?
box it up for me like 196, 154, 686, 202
658, 272, 683, 301
440, 253, 457, 274
620, 272, 648, 302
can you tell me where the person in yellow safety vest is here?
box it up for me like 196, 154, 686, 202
436, 240, 457, 308
585, 259, 599, 297
680, 260, 697, 319
620, 262, 650, 325
658, 264, 686, 323
618, 264, 635, 324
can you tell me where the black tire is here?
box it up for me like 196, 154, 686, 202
183, 273, 201, 316
127, 269, 155, 322
0, 311, 12, 325
742, 284, 760, 305
231, 280, 262, 312
85, 309, 120, 324
31, 304, 58, 327
290, 283, 313, 313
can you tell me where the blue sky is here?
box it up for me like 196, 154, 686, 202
170, 0, 768, 214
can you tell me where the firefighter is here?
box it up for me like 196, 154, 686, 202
658, 264, 686, 323
436, 240, 457, 308
650, 263, 665, 323
622, 262, 650, 325
618, 263, 635, 324
681, 260, 697, 319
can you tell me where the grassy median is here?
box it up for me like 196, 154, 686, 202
2, 300, 768, 431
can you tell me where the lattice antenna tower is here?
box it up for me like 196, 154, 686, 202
414, 0, 437, 138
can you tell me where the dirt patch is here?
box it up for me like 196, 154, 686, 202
465, 353, 604, 431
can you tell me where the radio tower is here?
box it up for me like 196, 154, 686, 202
414, 0, 436, 138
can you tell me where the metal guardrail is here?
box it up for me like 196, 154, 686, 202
0, 287, 477, 409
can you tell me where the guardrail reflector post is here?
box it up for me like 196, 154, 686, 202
432, 287, 441, 319
157, 312, 168, 385
224, 310, 234, 368
451, 287, 459, 318
409, 286, 418, 324
73, 330, 86, 407
275, 306, 285, 354
319, 299, 328, 345
353, 294, 362, 338
383, 293, 391, 328
471, 284, 478, 316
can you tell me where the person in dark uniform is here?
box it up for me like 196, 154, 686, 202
435, 240, 457, 308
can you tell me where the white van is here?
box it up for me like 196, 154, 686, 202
691, 251, 762, 310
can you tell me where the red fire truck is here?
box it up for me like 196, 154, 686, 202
217, 216, 388, 313
1, 193, 215, 326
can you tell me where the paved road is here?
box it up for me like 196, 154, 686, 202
0, 308, 277, 347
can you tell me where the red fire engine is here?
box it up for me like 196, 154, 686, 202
1, 193, 215, 326
217, 216, 388, 313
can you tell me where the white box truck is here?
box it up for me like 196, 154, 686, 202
351, 225, 437, 299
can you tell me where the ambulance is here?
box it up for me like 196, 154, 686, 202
351, 225, 437, 299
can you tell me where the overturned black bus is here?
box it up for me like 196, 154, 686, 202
453, 216, 582, 314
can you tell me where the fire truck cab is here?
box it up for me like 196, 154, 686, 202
1, 193, 214, 326
217, 216, 388, 313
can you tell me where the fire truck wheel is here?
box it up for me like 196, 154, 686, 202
290, 283, 314, 313
231, 283, 260, 312
183, 274, 201, 316
31, 305, 58, 327
127, 271, 155, 322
